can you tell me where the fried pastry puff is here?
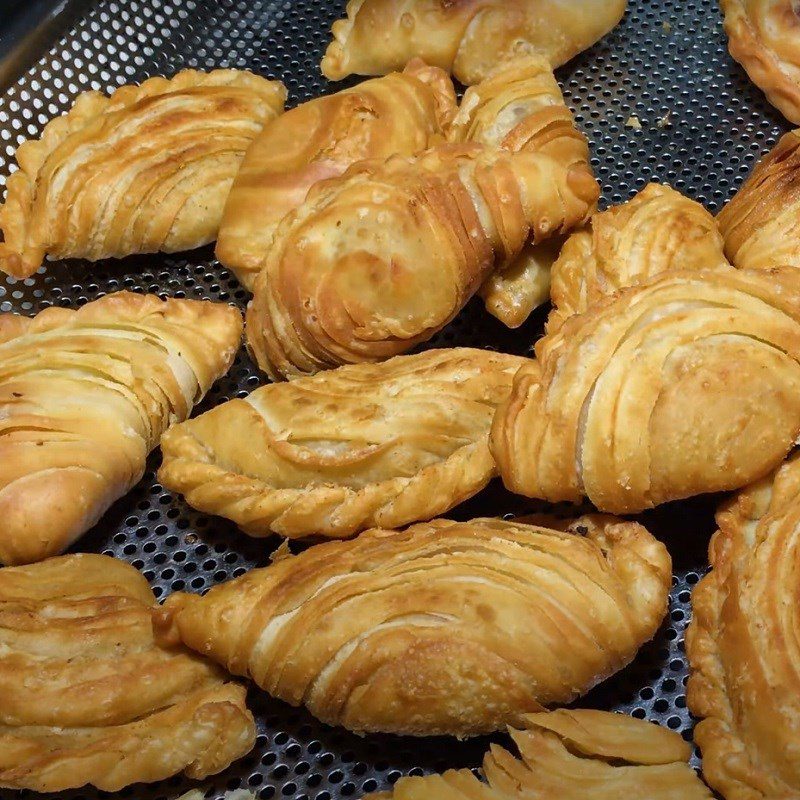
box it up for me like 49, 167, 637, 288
156, 515, 670, 737
0, 69, 286, 279
0, 292, 242, 565
159, 348, 527, 539
321, 0, 628, 85
547, 183, 728, 333
216, 60, 457, 291
491, 268, 800, 514
364, 710, 712, 799
687, 453, 800, 799
718, 129, 800, 270
0, 554, 255, 792
246, 143, 598, 379
720, 0, 800, 124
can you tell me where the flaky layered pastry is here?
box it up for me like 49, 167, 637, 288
718, 129, 800, 270
364, 710, 711, 799
547, 183, 728, 333
0, 554, 255, 792
720, 0, 800, 124
321, 0, 628, 85
0, 69, 286, 278
687, 453, 800, 799
491, 268, 800, 514
246, 142, 598, 379
159, 348, 527, 539
0, 292, 242, 565
156, 515, 670, 737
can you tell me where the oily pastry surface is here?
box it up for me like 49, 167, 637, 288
720, 0, 800, 124
491, 268, 800, 514
159, 348, 527, 539
0, 291, 242, 565
217, 60, 457, 291
156, 515, 670, 737
0, 554, 255, 792
0, 69, 286, 278
321, 0, 628, 85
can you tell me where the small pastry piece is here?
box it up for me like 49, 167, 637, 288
0, 69, 286, 278
321, 0, 628, 85
156, 515, 670, 737
720, 0, 800, 124
547, 183, 728, 333
217, 60, 457, 291
718, 129, 800, 270
246, 143, 598, 379
687, 453, 800, 799
159, 348, 527, 539
0, 554, 255, 792
0, 292, 242, 565
491, 268, 800, 514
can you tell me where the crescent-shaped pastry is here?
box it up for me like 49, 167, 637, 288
0, 69, 286, 278
0, 554, 255, 792
155, 515, 670, 737
158, 348, 527, 539
720, 0, 800, 124
0, 292, 242, 565
547, 183, 728, 333
718, 129, 800, 270
321, 0, 628, 85
687, 453, 800, 799
491, 268, 800, 514
364, 710, 712, 799
216, 60, 457, 291
246, 142, 598, 379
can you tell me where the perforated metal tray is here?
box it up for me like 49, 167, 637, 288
0, 1, 785, 798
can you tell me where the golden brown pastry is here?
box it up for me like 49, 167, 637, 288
0, 292, 242, 565
0, 69, 286, 278
687, 453, 800, 799
217, 60, 457, 291
718, 129, 800, 270
491, 268, 800, 514
547, 183, 728, 333
0, 554, 255, 792
159, 348, 527, 539
156, 515, 670, 737
246, 142, 598, 379
321, 0, 628, 85
364, 710, 712, 799
720, 0, 800, 124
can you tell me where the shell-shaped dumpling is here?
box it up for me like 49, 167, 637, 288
321, 0, 627, 85
216, 60, 457, 291
491, 268, 800, 514
0, 554, 255, 792
156, 515, 670, 737
0, 69, 286, 278
158, 348, 527, 539
0, 292, 242, 565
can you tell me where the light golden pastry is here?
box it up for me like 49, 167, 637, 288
0, 554, 255, 792
364, 710, 711, 799
217, 60, 457, 291
491, 268, 800, 514
0, 69, 286, 278
246, 142, 598, 379
159, 348, 527, 539
156, 515, 670, 737
720, 0, 800, 124
718, 129, 800, 270
0, 291, 242, 565
547, 183, 728, 333
687, 452, 800, 799
321, 0, 628, 85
